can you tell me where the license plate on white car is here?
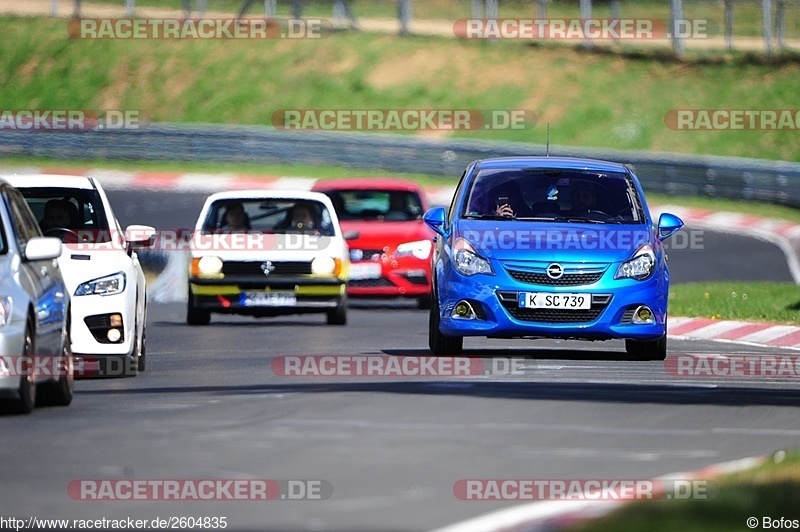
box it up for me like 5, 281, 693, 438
518, 292, 591, 310
242, 292, 297, 307
349, 263, 382, 281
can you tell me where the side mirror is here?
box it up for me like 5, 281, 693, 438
125, 225, 156, 248
342, 230, 360, 241
423, 207, 448, 237
25, 237, 62, 261
657, 213, 684, 241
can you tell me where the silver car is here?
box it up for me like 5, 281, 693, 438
0, 179, 72, 414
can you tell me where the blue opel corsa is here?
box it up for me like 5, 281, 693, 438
424, 157, 684, 360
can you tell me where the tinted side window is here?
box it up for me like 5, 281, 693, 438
3, 188, 38, 250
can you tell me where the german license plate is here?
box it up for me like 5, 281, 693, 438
349, 263, 382, 281
241, 292, 297, 307
518, 292, 591, 310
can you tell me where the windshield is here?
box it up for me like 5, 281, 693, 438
17, 186, 112, 242
462, 168, 645, 224
202, 198, 336, 236
322, 189, 423, 221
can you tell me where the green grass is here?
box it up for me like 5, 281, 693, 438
568, 450, 800, 532
669, 282, 800, 323
2, 16, 800, 161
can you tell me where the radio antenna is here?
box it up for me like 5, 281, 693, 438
545, 123, 550, 157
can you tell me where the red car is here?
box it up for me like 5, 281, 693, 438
312, 179, 434, 308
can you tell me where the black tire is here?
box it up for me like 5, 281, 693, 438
186, 287, 210, 326
137, 326, 147, 372
429, 293, 463, 356
327, 295, 347, 325
14, 320, 36, 414
625, 335, 667, 361
417, 294, 432, 310
37, 322, 74, 407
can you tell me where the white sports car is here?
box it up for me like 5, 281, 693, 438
5, 175, 155, 377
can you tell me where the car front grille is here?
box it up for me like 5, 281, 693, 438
349, 277, 396, 288
497, 291, 611, 324
221, 261, 312, 276
506, 269, 604, 286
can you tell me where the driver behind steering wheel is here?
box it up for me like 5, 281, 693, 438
40, 199, 73, 232
569, 182, 598, 216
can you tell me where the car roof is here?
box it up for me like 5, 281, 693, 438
312, 178, 424, 192
1, 174, 95, 190
474, 156, 628, 173
204, 189, 334, 203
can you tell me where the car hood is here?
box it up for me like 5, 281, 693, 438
58, 245, 129, 291
454, 220, 654, 264
340, 220, 434, 250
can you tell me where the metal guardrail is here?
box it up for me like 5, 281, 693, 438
2, 123, 800, 207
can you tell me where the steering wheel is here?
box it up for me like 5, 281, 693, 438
583, 209, 611, 218
43, 227, 80, 243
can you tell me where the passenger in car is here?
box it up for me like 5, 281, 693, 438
221, 202, 251, 232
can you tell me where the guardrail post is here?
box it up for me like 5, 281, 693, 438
51, 0, 58, 17
197, 0, 206, 17
73, 0, 81, 18
471, 0, 483, 20
610, 0, 621, 43
580, 0, 592, 47
182, 0, 191, 18
762, 0, 773, 56
398, 0, 412, 35
776, 0, 785, 51
125, 0, 134, 18
724, 0, 734, 50
265, 0, 276, 18
485, 0, 498, 20
670, 0, 685, 58
536, 0, 547, 19
292, 0, 302, 20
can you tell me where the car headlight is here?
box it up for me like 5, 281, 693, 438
75, 272, 126, 296
192, 256, 223, 277
615, 245, 656, 280
0, 297, 11, 328
395, 239, 432, 260
312, 256, 342, 275
453, 238, 494, 276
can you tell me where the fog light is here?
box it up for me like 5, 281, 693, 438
451, 300, 476, 320
109, 313, 122, 327
107, 328, 122, 342
632, 305, 655, 325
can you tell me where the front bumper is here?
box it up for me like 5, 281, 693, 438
436, 267, 668, 341
347, 257, 431, 298
189, 276, 346, 315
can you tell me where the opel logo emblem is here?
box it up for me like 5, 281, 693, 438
261, 261, 276, 276
546, 263, 564, 279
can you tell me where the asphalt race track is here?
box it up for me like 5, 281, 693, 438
1, 189, 798, 531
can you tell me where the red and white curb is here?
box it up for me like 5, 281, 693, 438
668, 317, 800, 350
431, 454, 768, 532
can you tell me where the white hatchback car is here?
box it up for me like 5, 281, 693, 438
6, 175, 155, 377
188, 190, 351, 325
